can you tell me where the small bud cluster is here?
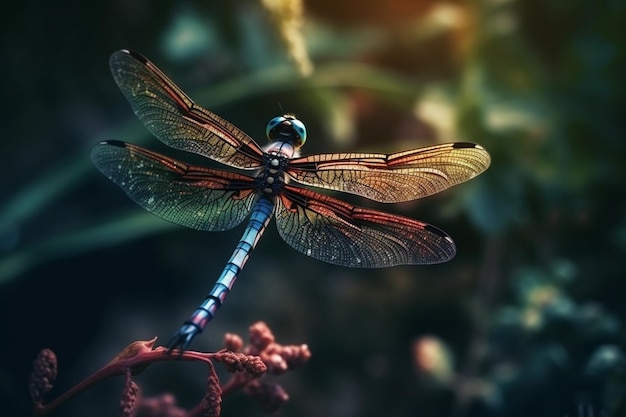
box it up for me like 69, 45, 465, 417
245, 321, 312, 374
120, 369, 140, 417
29, 348, 58, 405
214, 351, 267, 376
202, 362, 222, 417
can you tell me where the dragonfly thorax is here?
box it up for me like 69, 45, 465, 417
257, 152, 290, 195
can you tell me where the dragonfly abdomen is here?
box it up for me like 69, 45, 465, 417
170, 196, 275, 349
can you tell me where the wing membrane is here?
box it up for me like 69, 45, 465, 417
287, 142, 490, 203
275, 185, 456, 268
91, 141, 258, 231
109, 49, 265, 169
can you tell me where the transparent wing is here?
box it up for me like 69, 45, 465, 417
287, 142, 490, 203
109, 49, 265, 170
91, 141, 258, 231
275, 185, 456, 268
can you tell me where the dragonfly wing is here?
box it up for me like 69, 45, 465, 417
287, 142, 490, 203
275, 185, 456, 268
109, 49, 265, 170
91, 141, 258, 231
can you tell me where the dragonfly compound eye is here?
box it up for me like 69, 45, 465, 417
266, 115, 307, 147
266, 116, 286, 141
290, 118, 307, 147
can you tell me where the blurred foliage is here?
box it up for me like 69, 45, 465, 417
1, 0, 625, 417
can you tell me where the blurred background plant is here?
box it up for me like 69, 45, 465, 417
1, 0, 624, 416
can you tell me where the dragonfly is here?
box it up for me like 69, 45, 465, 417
91, 49, 490, 351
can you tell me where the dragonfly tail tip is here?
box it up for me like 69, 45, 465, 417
166, 324, 203, 354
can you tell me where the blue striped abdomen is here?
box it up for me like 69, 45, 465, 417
177, 196, 275, 337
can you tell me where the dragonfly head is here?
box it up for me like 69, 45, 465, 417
266, 115, 307, 148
